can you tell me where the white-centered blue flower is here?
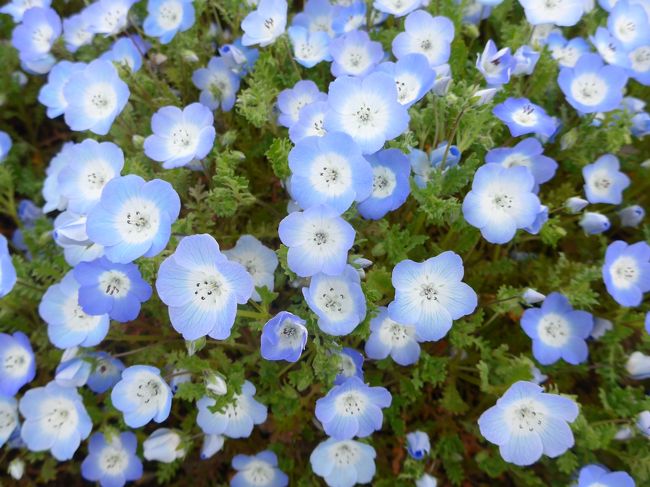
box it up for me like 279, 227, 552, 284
100, 35, 150, 73
111, 365, 172, 428
223, 234, 278, 302
260, 311, 308, 362
288, 100, 328, 143
287, 25, 331, 68
11, 7, 61, 63
143, 428, 185, 463
0, 332, 36, 396
292, 0, 335, 35
546, 32, 591, 68
512, 45, 540, 75
392, 10, 455, 67
590, 27, 630, 68
82, 0, 137, 36
277, 80, 326, 129
406, 430, 431, 460
81, 432, 143, 487
53, 211, 105, 266
86, 352, 125, 394
374, 0, 423, 17
365, 307, 420, 366
37, 61, 86, 119
627, 43, 650, 86
0, 234, 17, 299
0, 395, 18, 448
577, 464, 635, 487
241, 0, 288, 47
1, 0, 51, 22
143, 0, 195, 44
357, 148, 411, 220
192, 57, 241, 112
492, 97, 557, 138
310, 437, 376, 487
376, 53, 437, 108
608, 0, 650, 50
42, 142, 75, 213
485, 138, 558, 189
476, 39, 517, 86
329, 29, 383, 77
602, 240, 650, 307
334, 347, 364, 385
62, 13, 94, 53
517, 0, 584, 26
582, 154, 630, 204
231, 451, 289, 487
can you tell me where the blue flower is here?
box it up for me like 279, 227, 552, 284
325, 71, 410, 155
53, 211, 105, 266
565, 196, 589, 213
19, 381, 92, 461
42, 142, 75, 213
492, 97, 557, 138
546, 33, 591, 68
608, 0, 650, 50
11, 7, 60, 63
0, 234, 17, 298
365, 307, 420, 366
524, 204, 549, 235
310, 437, 376, 487
406, 431, 431, 460
196, 381, 267, 438
144, 103, 216, 169
224, 235, 278, 302
101, 36, 150, 72
388, 252, 477, 341
577, 464, 635, 487
219, 39, 259, 76
521, 292, 593, 365
82, 0, 137, 36
374, 0, 423, 17
288, 99, 328, 142
192, 57, 241, 112
334, 347, 364, 385
81, 432, 143, 487
55, 349, 93, 388
39, 271, 110, 348
111, 365, 172, 428
277, 80, 326, 129
602, 240, 650, 307
462, 164, 541, 244
558, 53, 628, 114
512, 45, 540, 76
358, 148, 411, 220
476, 40, 516, 86
315, 376, 391, 439
485, 138, 558, 189
0, 395, 18, 447
241, 0, 288, 47
156, 234, 254, 340
0, 332, 35, 396
143, 428, 185, 463
579, 211, 610, 234
231, 451, 289, 487
478, 381, 578, 466
0, 131, 11, 163
62, 13, 94, 52
86, 352, 125, 394
288, 25, 331, 68
329, 30, 383, 77
582, 154, 630, 204
292, 0, 334, 35
409, 142, 461, 188
331, 1, 366, 35
303, 265, 367, 335
1, 0, 51, 22
63, 59, 130, 135
619, 205, 645, 227
200, 433, 225, 460
261, 311, 308, 362
628, 44, 650, 86
590, 27, 629, 69
144, 0, 195, 44
279, 205, 355, 277
38, 61, 86, 119
518, 0, 584, 26
376, 53, 436, 108
392, 10, 455, 67
86, 175, 181, 263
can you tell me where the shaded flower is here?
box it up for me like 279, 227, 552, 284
111, 365, 172, 428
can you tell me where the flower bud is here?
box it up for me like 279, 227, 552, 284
565, 196, 588, 213
205, 372, 227, 396
143, 429, 185, 463
579, 212, 610, 235
8, 459, 24, 480
626, 351, 650, 380
200, 434, 225, 460
522, 288, 545, 305
618, 205, 645, 228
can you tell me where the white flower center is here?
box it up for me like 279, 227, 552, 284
537, 313, 570, 347
335, 391, 366, 416
610, 256, 638, 288
41, 398, 79, 437
371, 166, 397, 199
338, 354, 356, 378
277, 320, 304, 349
504, 399, 546, 434
395, 73, 420, 105
309, 153, 353, 196
116, 198, 161, 243
191, 269, 230, 308
570, 74, 607, 106
379, 318, 414, 346
2, 347, 30, 377
101, 7, 127, 31
314, 280, 353, 319
85, 84, 118, 118
341, 49, 370, 74
502, 154, 531, 169
63, 292, 103, 331
630, 46, 650, 72
243, 461, 274, 485
136, 378, 163, 405
0, 404, 16, 437
169, 124, 198, 154
512, 104, 538, 126
100, 446, 128, 474
98, 270, 131, 297
330, 441, 360, 466
31, 25, 54, 52
157, 1, 183, 30
614, 16, 637, 43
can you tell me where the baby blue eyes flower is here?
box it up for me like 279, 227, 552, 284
331, 1, 366, 34
0, 395, 18, 447
518, 0, 584, 26
406, 430, 430, 460
86, 352, 125, 393
0, 234, 17, 298
485, 138, 558, 189
277, 80, 326, 129
628, 44, 650, 86
325, 71, 410, 155
292, 0, 334, 34
334, 347, 364, 385
86, 174, 181, 263
0, 131, 11, 163
546, 33, 590, 68
156, 234, 254, 340
376, 53, 437, 108
224, 234, 278, 302
111, 365, 172, 428
11, 7, 60, 63
357, 148, 411, 220
144, 0, 195, 44
492, 97, 557, 138
392, 10, 455, 67
409, 142, 461, 188
365, 307, 420, 366
329, 29, 383, 77
200, 433, 225, 459
388, 252, 477, 341
315, 376, 392, 439
520, 292, 593, 365
582, 154, 630, 204
19, 381, 92, 461
608, 0, 650, 50
590, 27, 629, 69
278, 205, 355, 277
577, 464, 635, 487
192, 57, 241, 112
63, 59, 130, 136
602, 240, 650, 307
38, 61, 86, 119
73, 257, 152, 323
81, 432, 143, 487
261, 311, 308, 362
0, 332, 36, 396
1, 0, 51, 22
196, 381, 267, 438
476, 40, 516, 86
83, 0, 137, 36
143, 428, 185, 463
287, 25, 331, 68
463, 164, 541, 244
101, 36, 150, 73
231, 451, 289, 487
62, 13, 94, 53
241, 0, 288, 47
512, 45, 540, 76
303, 265, 367, 335
289, 100, 328, 142
477, 381, 578, 466
619, 205, 645, 227
374, 0, 423, 17
144, 103, 216, 169
53, 211, 106, 266
579, 211, 611, 234
558, 53, 629, 114
310, 437, 376, 487
39, 271, 110, 349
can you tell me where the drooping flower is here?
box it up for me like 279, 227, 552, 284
156, 234, 254, 340
55, 348, 92, 388
192, 57, 241, 112
11, 7, 61, 63
517, 0, 584, 26
602, 240, 650, 307
576, 464, 635, 487
365, 307, 420, 366
277, 80, 327, 129
0, 234, 17, 299
334, 347, 364, 385
287, 25, 331, 68
231, 451, 289, 487
579, 211, 610, 234
143, 429, 185, 463
260, 311, 308, 362
111, 365, 172, 428
357, 148, 411, 220
619, 205, 645, 227
492, 97, 557, 138
329, 29, 383, 77
391, 10, 455, 67
406, 431, 431, 460
478, 381, 579, 466
241, 0, 288, 47
310, 438, 376, 487
38, 61, 86, 119
485, 138, 558, 189
143, 0, 195, 44
81, 432, 143, 487
582, 154, 630, 204
0, 395, 18, 447
376, 53, 437, 108
82, 0, 137, 36
223, 234, 278, 302
0, 332, 36, 396
476, 40, 517, 86
520, 292, 593, 365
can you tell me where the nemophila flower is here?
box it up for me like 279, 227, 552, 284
388, 252, 477, 341
619, 205, 645, 227
513, 45, 540, 76
485, 138, 558, 189
205, 373, 228, 396
192, 57, 241, 112
0, 131, 11, 163
357, 148, 411, 220
565, 196, 589, 213
476, 40, 516, 86
83, 0, 137, 36
231, 451, 289, 487
287, 25, 331, 68
315, 376, 391, 439
577, 464, 635, 487
329, 30, 383, 77
58, 139, 124, 214
101, 36, 149, 72
156, 234, 253, 340
19, 381, 92, 461
325, 72, 409, 154
87, 352, 125, 393
591, 317, 613, 339
416, 474, 438, 487
558, 53, 628, 114
582, 154, 630, 204
223, 235, 277, 302
478, 381, 578, 466
310, 437, 376, 487
517, 0, 584, 26
409, 142, 461, 188
55, 349, 92, 388
261, 311, 308, 362
292, 0, 334, 34
523, 288, 546, 305
200, 433, 225, 460
627, 43, 650, 85
0, 234, 16, 299
626, 351, 650, 379
374, 0, 423, 16
303, 265, 367, 335
11, 7, 60, 63
143, 429, 184, 463
376, 53, 436, 108
608, 0, 650, 50
0, 395, 18, 447
219, 39, 259, 76
278, 205, 355, 277
492, 98, 557, 138
289, 100, 328, 142
579, 212, 610, 234
196, 381, 267, 438
43, 142, 75, 213
602, 240, 650, 307
54, 211, 105, 266
86, 175, 180, 263
111, 365, 172, 428
81, 432, 143, 487
169, 369, 191, 394
63, 13, 94, 53
546, 33, 591, 68
365, 307, 420, 366
0, 332, 35, 396
406, 431, 430, 460
334, 347, 364, 385
520, 292, 593, 365
39, 271, 110, 349
463, 164, 541, 244
590, 27, 629, 68
277, 80, 326, 129
1, 0, 51, 22
331, 1, 366, 35
63, 59, 130, 136
241, 0, 287, 47
392, 10, 455, 67
143, 0, 195, 44
38, 61, 86, 119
